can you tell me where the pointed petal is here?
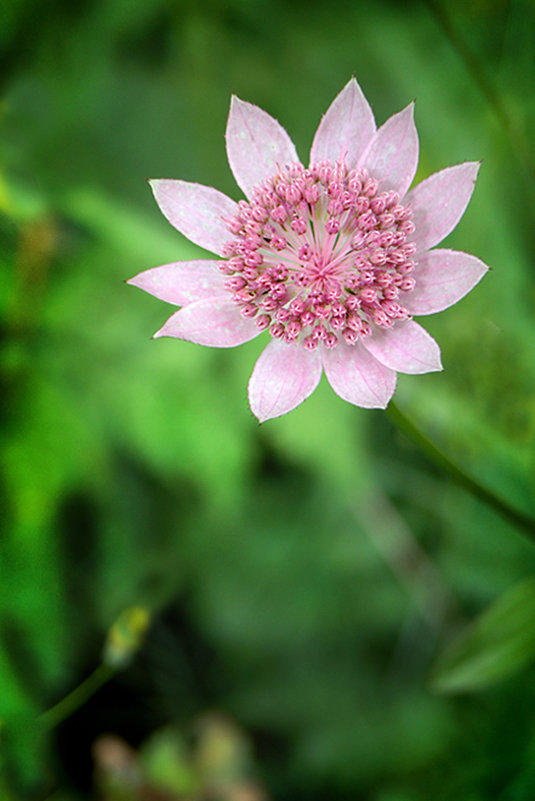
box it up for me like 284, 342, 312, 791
153, 296, 259, 347
310, 77, 376, 167
150, 179, 237, 256
359, 103, 419, 197
127, 261, 227, 306
405, 162, 480, 252
361, 320, 443, 374
322, 341, 396, 409
248, 339, 322, 422
226, 96, 300, 199
404, 249, 489, 315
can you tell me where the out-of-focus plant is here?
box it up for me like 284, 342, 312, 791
93, 715, 268, 801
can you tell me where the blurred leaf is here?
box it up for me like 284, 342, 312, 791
62, 186, 201, 265
431, 578, 535, 693
0, 712, 47, 797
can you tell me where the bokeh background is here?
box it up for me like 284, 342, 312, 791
2, 0, 535, 798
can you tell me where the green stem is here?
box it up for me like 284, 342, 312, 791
423, 0, 535, 185
387, 401, 535, 542
39, 664, 114, 731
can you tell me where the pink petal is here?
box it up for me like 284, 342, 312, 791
153, 296, 259, 347
226, 96, 300, 199
322, 341, 396, 409
127, 261, 227, 306
248, 339, 322, 422
309, 77, 376, 167
361, 320, 443, 374
404, 249, 489, 315
359, 103, 418, 198
150, 179, 237, 256
405, 162, 480, 252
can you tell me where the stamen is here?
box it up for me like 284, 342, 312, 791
220, 160, 417, 348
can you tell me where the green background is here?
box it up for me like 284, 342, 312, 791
2, 0, 535, 798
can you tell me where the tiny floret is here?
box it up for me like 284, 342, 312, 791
128, 78, 488, 421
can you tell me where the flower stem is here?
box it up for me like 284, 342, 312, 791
387, 401, 535, 542
38, 664, 113, 731
423, 0, 535, 186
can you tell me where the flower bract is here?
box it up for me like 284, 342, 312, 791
128, 78, 488, 421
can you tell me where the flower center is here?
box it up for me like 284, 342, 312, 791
221, 159, 416, 349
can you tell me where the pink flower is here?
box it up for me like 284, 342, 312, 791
129, 78, 488, 422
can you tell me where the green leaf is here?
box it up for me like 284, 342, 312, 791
431, 578, 535, 693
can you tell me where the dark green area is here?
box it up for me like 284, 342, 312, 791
1, 0, 535, 798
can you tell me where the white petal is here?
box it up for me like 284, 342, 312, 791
226, 96, 300, 199
322, 341, 396, 408
359, 103, 419, 197
361, 320, 443, 374
310, 77, 376, 167
150, 179, 237, 256
405, 162, 481, 252
405, 249, 489, 315
154, 296, 259, 347
128, 261, 227, 306
248, 339, 322, 422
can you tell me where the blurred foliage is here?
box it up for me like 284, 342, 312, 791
1, 0, 535, 799
93, 715, 268, 801
430, 578, 535, 693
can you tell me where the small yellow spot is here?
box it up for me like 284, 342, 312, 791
102, 606, 151, 669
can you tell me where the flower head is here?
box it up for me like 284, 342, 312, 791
129, 78, 488, 421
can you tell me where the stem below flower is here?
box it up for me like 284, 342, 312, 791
387, 400, 535, 542
38, 664, 113, 731
423, 0, 535, 187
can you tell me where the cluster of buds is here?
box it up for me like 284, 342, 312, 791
219, 160, 417, 350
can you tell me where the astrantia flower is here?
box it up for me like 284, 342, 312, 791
129, 78, 488, 421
